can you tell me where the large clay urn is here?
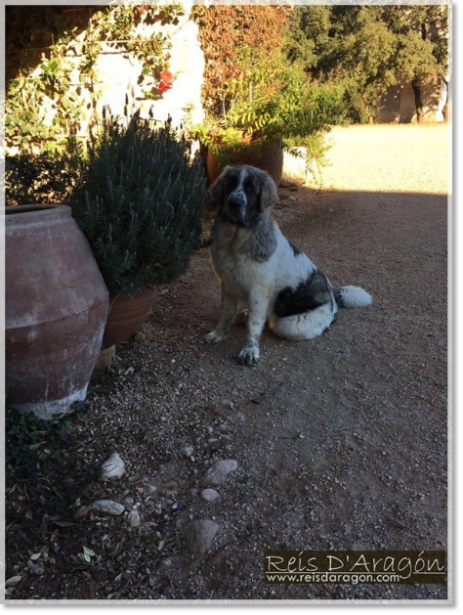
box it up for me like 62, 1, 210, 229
5, 205, 109, 419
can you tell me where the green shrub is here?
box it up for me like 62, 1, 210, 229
69, 114, 207, 298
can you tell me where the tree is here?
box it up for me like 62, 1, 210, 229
384, 5, 449, 122
286, 5, 448, 123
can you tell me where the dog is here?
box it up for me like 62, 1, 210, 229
205, 165, 372, 366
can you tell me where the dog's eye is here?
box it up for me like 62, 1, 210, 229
225, 175, 239, 190
244, 178, 256, 193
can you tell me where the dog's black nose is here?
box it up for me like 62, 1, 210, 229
227, 191, 247, 221
227, 191, 246, 209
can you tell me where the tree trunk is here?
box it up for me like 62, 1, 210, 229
410, 21, 427, 124
411, 79, 424, 123
436, 77, 448, 122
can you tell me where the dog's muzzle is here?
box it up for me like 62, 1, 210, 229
226, 190, 247, 223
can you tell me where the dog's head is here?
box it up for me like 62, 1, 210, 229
208, 165, 278, 227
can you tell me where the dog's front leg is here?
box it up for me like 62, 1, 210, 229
237, 294, 269, 366
205, 288, 239, 344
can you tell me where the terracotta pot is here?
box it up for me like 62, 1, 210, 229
206, 142, 284, 186
5, 205, 109, 419
103, 286, 157, 344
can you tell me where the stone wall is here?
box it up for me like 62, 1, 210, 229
6, 3, 204, 149
88, 2, 204, 131
376, 78, 447, 124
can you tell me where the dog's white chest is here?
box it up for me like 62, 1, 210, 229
211, 228, 271, 301
212, 250, 258, 300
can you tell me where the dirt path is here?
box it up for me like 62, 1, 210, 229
7, 124, 450, 602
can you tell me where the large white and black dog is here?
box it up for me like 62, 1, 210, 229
205, 165, 372, 366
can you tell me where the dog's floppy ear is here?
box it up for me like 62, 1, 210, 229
257, 169, 279, 211
207, 166, 231, 211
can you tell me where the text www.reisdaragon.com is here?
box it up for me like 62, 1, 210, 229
265, 572, 421, 584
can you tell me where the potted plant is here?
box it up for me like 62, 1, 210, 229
194, 52, 331, 185
69, 112, 207, 342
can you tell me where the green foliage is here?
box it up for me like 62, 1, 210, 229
193, 6, 333, 177
5, 147, 83, 206
286, 4, 448, 123
195, 63, 334, 177
5, 409, 90, 489
5, 4, 181, 155
5, 406, 100, 571
70, 114, 207, 298
193, 5, 289, 119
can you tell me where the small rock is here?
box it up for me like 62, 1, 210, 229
100, 452, 126, 481
201, 488, 220, 502
220, 399, 233, 409
182, 445, 194, 457
28, 560, 45, 575
128, 509, 141, 527
143, 481, 159, 496
5, 576, 22, 587
204, 459, 238, 485
217, 424, 234, 434
229, 412, 246, 424
92, 500, 125, 516
134, 331, 146, 342
29, 552, 42, 561
183, 519, 220, 554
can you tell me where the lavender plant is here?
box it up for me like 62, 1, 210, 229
70, 114, 207, 298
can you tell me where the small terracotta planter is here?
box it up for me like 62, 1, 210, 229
103, 287, 157, 344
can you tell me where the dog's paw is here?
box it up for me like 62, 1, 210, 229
205, 330, 227, 344
237, 344, 260, 367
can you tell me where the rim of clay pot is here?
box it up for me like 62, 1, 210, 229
6, 204, 69, 215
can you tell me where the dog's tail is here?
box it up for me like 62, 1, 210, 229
334, 285, 372, 309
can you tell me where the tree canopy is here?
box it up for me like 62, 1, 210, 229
285, 5, 449, 122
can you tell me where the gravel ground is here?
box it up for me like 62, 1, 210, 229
5, 123, 450, 603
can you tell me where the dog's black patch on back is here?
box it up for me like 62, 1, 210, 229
289, 241, 303, 257
273, 269, 332, 318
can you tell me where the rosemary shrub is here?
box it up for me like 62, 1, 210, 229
70, 114, 207, 298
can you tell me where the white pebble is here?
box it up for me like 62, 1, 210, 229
92, 499, 125, 516
128, 509, 141, 527
100, 452, 126, 481
204, 459, 239, 485
5, 576, 22, 587
201, 488, 220, 502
